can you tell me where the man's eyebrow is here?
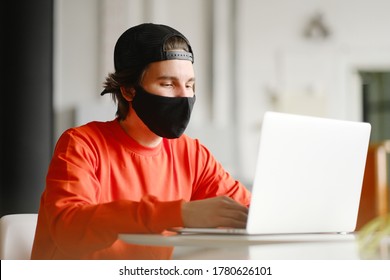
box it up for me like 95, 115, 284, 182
156, 76, 195, 83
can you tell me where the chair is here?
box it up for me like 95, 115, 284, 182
356, 140, 390, 230
0, 213, 38, 259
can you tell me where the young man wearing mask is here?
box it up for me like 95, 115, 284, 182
32, 23, 251, 260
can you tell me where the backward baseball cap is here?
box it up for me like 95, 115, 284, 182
117, 22, 193, 67
101, 23, 193, 95
116, 25, 190, 69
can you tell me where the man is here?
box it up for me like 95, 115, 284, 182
31, 23, 251, 259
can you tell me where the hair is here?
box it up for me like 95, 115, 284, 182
102, 36, 191, 120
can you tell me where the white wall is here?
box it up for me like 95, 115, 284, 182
235, 0, 390, 182
54, 0, 101, 117
54, 0, 390, 184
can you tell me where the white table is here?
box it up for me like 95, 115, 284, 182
119, 232, 389, 260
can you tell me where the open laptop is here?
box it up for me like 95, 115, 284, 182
172, 111, 371, 235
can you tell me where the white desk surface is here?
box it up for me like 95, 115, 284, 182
118, 232, 390, 260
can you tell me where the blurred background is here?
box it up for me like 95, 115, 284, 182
1, 0, 389, 218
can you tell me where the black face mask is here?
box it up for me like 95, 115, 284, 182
132, 86, 196, 139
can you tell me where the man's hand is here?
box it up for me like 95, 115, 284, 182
181, 196, 248, 228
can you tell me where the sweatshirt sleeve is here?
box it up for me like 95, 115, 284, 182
190, 139, 252, 207
41, 128, 184, 256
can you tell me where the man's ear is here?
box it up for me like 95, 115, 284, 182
120, 87, 136, 101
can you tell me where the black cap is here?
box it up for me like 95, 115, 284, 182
114, 23, 194, 71
101, 23, 194, 95
117, 23, 193, 69
115, 23, 194, 70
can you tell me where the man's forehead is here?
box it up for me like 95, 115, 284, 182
144, 59, 195, 79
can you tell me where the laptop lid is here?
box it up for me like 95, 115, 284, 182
246, 111, 371, 234
171, 111, 371, 235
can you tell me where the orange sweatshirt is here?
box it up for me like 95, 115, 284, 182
31, 119, 251, 259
